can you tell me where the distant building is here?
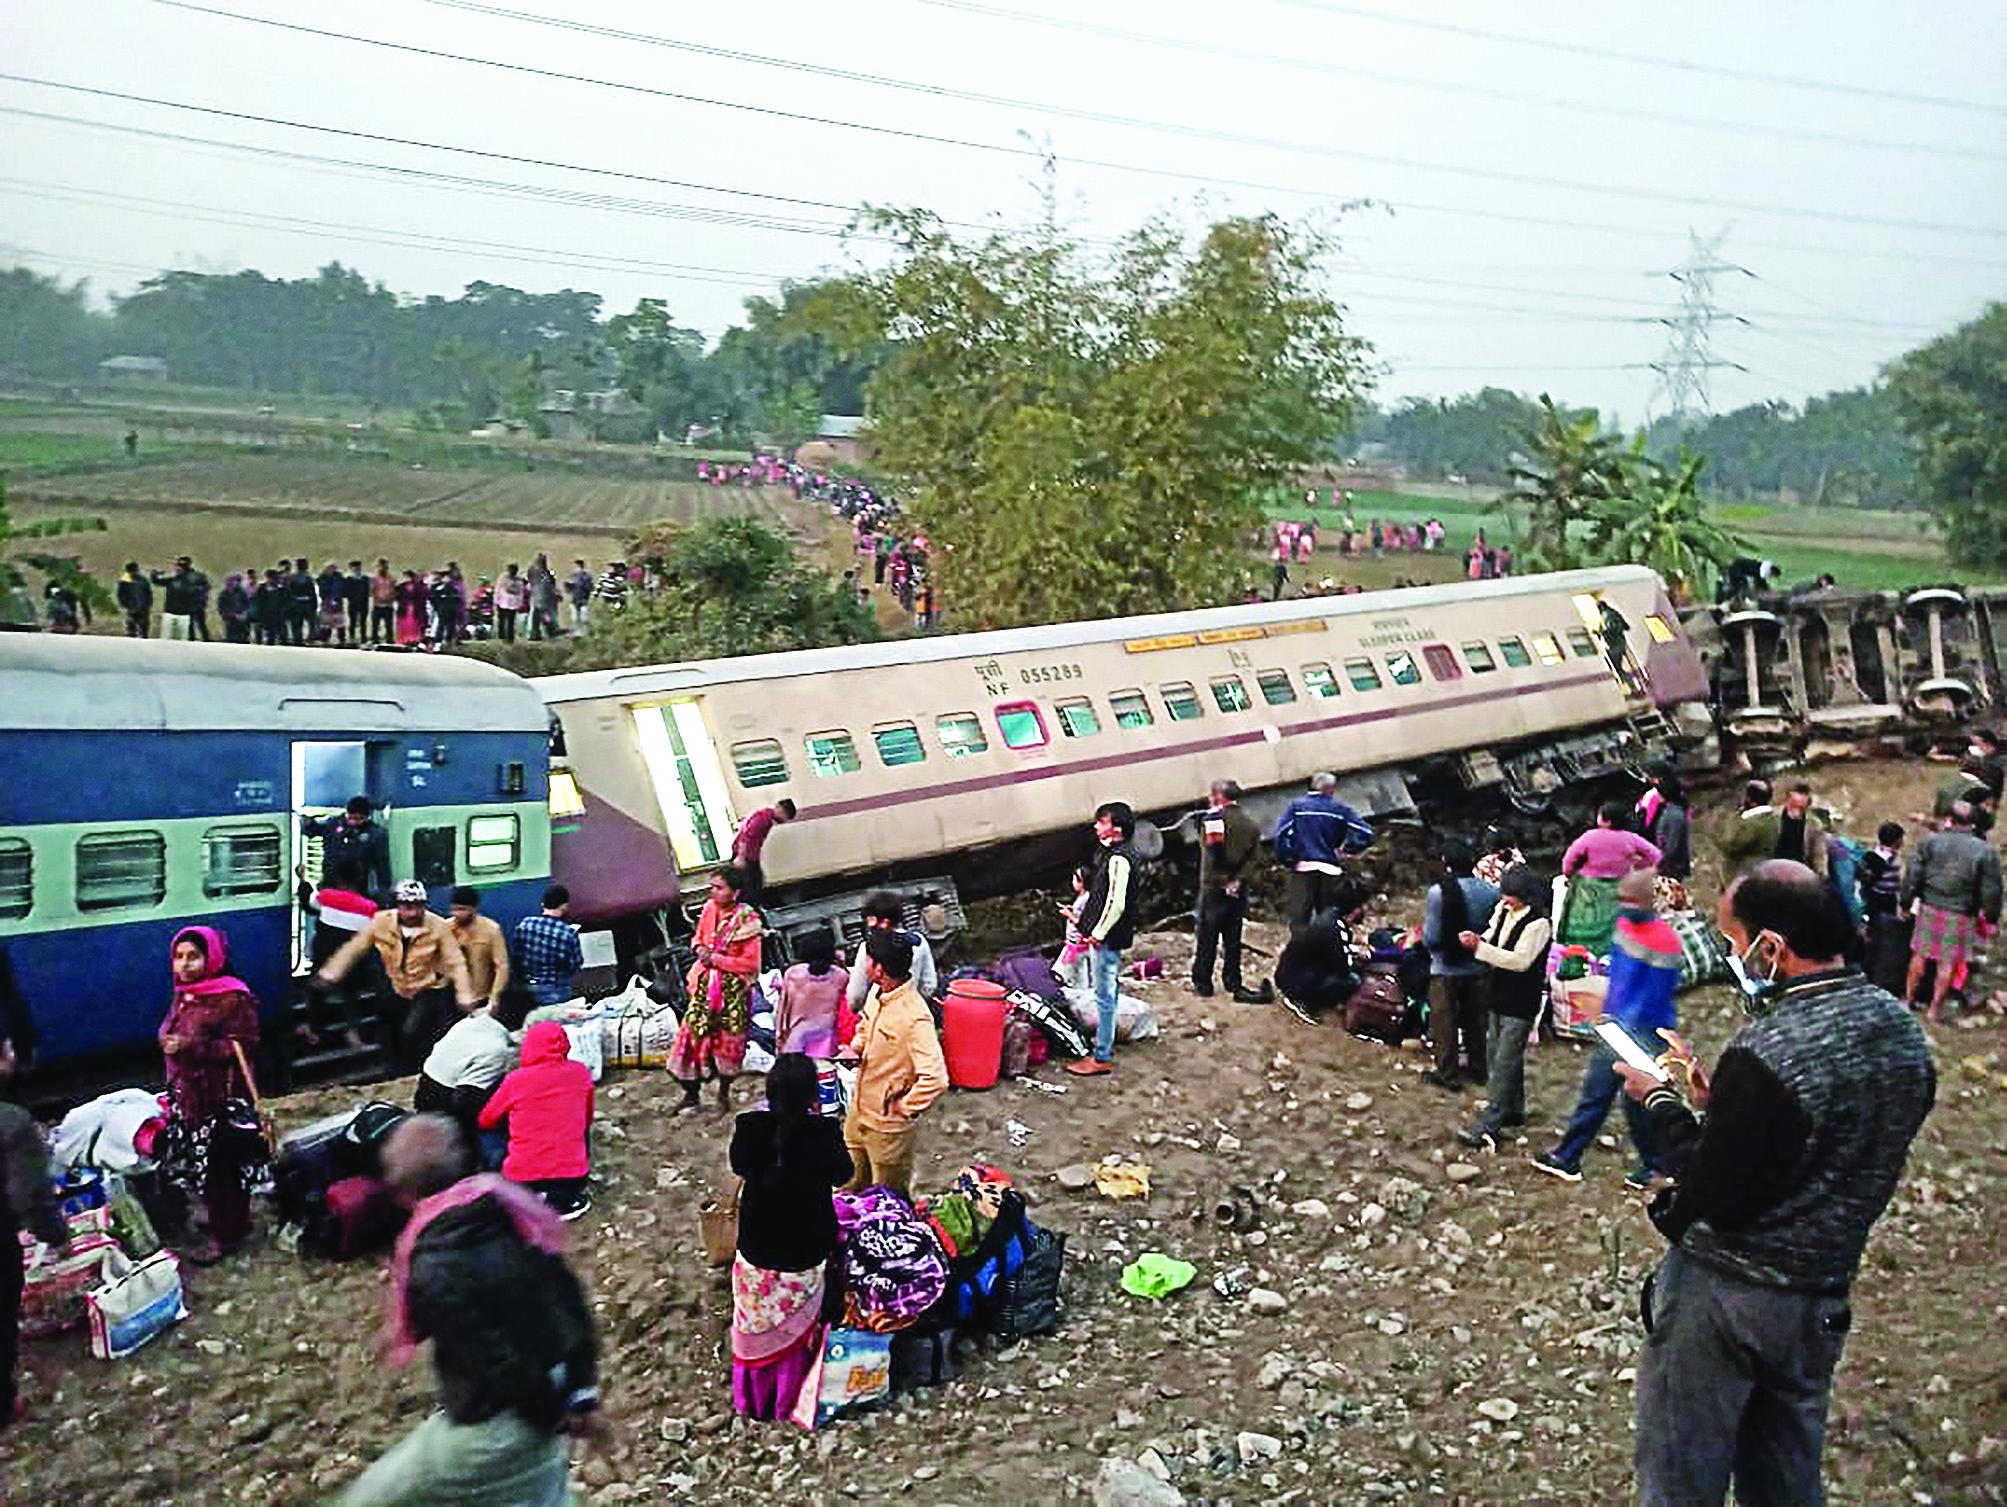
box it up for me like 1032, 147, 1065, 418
97, 355, 167, 380
797, 413, 871, 468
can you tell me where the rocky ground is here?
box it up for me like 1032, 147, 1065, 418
5, 757, 2005, 1505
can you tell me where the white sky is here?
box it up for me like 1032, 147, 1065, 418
5, 0, 2004, 422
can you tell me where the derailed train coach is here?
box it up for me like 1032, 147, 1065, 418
536, 564, 1710, 954
0, 639, 552, 1067
1681, 582, 2007, 752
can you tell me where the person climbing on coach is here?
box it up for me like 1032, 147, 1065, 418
303, 795, 392, 897
731, 798, 797, 904
1067, 801, 1138, 1078
1272, 772, 1374, 932
318, 880, 477, 1073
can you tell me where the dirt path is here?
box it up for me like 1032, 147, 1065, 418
4, 758, 2002, 1505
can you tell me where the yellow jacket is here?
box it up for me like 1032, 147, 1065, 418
847, 979, 948, 1134
325, 910, 474, 1004
451, 914, 511, 1005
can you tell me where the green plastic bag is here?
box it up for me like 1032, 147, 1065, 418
1120, 1252, 1196, 1300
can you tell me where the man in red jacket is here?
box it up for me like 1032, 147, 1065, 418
478, 1021, 594, 1221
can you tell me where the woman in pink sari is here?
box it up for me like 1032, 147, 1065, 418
669, 868, 764, 1111
158, 926, 263, 1263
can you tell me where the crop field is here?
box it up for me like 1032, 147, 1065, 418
13, 456, 808, 533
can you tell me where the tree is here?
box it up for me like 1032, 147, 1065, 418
1584, 450, 1748, 602
820, 208, 1370, 628
0, 473, 108, 629
1497, 396, 1629, 571
1885, 302, 2007, 569
1381, 388, 1545, 481
0, 268, 110, 378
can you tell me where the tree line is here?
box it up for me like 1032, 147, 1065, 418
0, 263, 878, 449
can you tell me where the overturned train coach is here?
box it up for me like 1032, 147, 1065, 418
536, 564, 1709, 951
1681, 582, 2007, 752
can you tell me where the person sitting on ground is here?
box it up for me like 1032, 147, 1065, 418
1614, 862, 1934, 1507
416, 992, 526, 1155
1, 1099, 68, 1428
1422, 838, 1500, 1092
728, 1054, 853, 1422
669, 868, 764, 1113
841, 931, 947, 1196
845, 892, 941, 1017
1455, 864, 1553, 1150
336, 1115, 603, 1504
476, 1020, 594, 1221
1558, 802, 1663, 954
1533, 868, 1681, 1186
1857, 821, 1908, 997
1273, 876, 1372, 1022
1900, 800, 2002, 1023
773, 927, 848, 1060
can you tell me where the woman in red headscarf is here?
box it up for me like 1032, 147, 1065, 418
158, 926, 263, 1263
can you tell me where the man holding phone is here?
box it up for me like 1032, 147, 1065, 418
1613, 861, 1934, 1507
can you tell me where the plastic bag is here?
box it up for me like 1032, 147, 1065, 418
1063, 986, 1160, 1043
87, 1247, 187, 1359
807, 1328, 891, 1426
560, 1007, 605, 1083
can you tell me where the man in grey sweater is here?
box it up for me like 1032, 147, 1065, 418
1616, 861, 1934, 1507
1899, 800, 2002, 1021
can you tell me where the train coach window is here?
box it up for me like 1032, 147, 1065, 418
873, 723, 928, 767
467, 813, 521, 873
1566, 627, 1599, 658
1497, 636, 1533, 668
1211, 676, 1252, 713
1301, 663, 1340, 699
1461, 641, 1496, 673
1531, 633, 1566, 666
75, 831, 166, 913
201, 824, 283, 898
1422, 644, 1462, 682
1645, 614, 1677, 644
1384, 652, 1422, 687
1109, 690, 1155, 729
1344, 658, 1383, 692
937, 713, 990, 757
1160, 682, 1204, 722
548, 769, 586, 819
995, 702, 1049, 750
1056, 698, 1102, 738
805, 731, 863, 778
731, 739, 790, 787
0, 838, 29, 920
1257, 669, 1297, 705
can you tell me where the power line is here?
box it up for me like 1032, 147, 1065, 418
133, 4, 2007, 241
1645, 229, 1751, 422
1255, 0, 2007, 117
905, 0, 2007, 162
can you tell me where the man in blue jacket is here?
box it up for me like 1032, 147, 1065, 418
1272, 773, 1373, 932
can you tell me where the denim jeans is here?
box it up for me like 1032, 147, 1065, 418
1552, 1041, 1660, 1172
1090, 943, 1123, 1062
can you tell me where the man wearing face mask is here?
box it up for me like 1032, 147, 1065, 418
1614, 861, 1935, 1507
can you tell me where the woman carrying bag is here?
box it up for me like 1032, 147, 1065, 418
157, 927, 266, 1264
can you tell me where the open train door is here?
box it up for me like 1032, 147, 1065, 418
290, 739, 368, 969
632, 701, 740, 881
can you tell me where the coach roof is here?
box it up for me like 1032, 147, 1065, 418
0, 637, 549, 734
534, 564, 1662, 704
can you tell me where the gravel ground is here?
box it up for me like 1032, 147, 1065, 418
5, 756, 2004, 1506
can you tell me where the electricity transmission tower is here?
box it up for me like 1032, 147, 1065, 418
1645, 228, 1751, 428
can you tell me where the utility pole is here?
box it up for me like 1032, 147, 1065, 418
1645, 228, 1752, 430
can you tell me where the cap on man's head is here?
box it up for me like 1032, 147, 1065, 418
393, 879, 429, 904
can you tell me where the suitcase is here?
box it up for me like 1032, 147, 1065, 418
890, 1323, 959, 1390
339, 1103, 412, 1179
304, 1175, 408, 1261
1342, 968, 1410, 1044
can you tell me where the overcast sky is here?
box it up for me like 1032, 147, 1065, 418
6, 0, 2004, 421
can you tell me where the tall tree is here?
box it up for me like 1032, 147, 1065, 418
1885, 302, 2007, 569
821, 209, 1370, 627
1584, 450, 1748, 603
1497, 395, 1629, 570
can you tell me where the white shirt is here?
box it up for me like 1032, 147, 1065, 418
421, 1011, 516, 1091
845, 932, 940, 1009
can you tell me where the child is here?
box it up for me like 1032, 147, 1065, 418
1858, 821, 1907, 996
1056, 866, 1092, 992
477, 1020, 594, 1220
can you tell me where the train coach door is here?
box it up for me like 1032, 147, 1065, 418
290, 740, 368, 969
631, 702, 739, 872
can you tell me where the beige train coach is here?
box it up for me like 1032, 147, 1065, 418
535, 564, 1704, 934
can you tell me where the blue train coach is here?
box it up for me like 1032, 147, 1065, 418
0, 637, 553, 1068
